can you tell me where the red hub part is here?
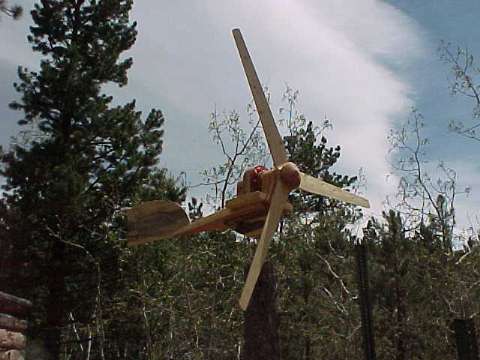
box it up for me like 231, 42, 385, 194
250, 165, 268, 191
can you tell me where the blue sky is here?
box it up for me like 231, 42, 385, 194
385, 0, 480, 230
0, 1, 479, 232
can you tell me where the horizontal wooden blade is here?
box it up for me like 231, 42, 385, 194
239, 181, 289, 311
299, 172, 370, 208
232, 28, 288, 167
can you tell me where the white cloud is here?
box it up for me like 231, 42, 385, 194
1, 0, 427, 216
126, 0, 426, 213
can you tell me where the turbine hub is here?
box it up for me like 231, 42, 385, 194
279, 162, 301, 190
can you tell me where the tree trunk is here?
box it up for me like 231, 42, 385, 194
45, 241, 66, 359
242, 261, 281, 360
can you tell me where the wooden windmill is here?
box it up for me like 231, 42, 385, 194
126, 29, 370, 310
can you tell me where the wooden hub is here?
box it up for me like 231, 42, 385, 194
279, 162, 301, 190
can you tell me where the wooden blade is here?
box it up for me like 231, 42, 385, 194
239, 181, 290, 310
232, 28, 288, 167
299, 172, 370, 208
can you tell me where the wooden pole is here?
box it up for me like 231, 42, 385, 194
0, 293, 32, 317
242, 261, 281, 360
355, 243, 376, 360
453, 319, 479, 360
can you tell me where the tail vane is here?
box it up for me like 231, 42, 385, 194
126, 200, 190, 246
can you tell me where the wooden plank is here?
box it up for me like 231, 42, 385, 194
0, 293, 31, 317
175, 202, 268, 237
226, 189, 292, 213
235, 201, 293, 236
0, 314, 27, 333
225, 191, 267, 210
0, 330, 26, 350
0, 350, 23, 360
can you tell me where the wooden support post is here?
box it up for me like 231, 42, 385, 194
0, 293, 32, 317
355, 243, 376, 360
242, 261, 280, 360
453, 319, 479, 360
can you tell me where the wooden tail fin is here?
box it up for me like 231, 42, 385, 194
126, 200, 190, 246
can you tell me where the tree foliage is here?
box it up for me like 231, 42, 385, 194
0, 3, 479, 359
0, 0, 183, 358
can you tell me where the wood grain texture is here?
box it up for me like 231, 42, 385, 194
232, 29, 288, 167
127, 200, 190, 245
239, 181, 289, 310
174, 201, 268, 237
0, 350, 23, 360
225, 191, 267, 210
0, 293, 31, 317
299, 172, 370, 208
242, 261, 280, 360
0, 330, 26, 350
0, 314, 27, 333
234, 200, 293, 238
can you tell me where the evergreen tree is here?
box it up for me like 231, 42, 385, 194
0, 1, 180, 358
278, 119, 364, 359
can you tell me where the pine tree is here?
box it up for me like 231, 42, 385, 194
0, 1, 178, 357
278, 120, 363, 359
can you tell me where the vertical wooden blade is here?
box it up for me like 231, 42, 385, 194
299, 172, 370, 208
239, 181, 289, 311
232, 28, 288, 167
